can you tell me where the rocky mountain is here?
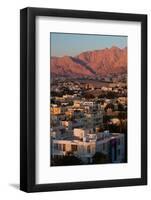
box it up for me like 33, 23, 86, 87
51, 46, 127, 78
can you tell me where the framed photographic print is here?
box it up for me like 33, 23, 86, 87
20, 7, 147, 192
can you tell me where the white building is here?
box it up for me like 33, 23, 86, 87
51, 129, 125, 164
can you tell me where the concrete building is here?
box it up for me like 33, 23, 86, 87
51, 106, 61, 115
51, 129, 125, 164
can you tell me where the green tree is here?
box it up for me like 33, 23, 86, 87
92, 152, 109, 164
52, 155, 83, 166
105, 103, 114, 111
83, 93, 95, 99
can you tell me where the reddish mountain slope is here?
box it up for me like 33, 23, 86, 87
51, 46, 127, 77
51, 56, 94, 77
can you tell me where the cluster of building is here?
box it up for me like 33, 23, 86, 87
50, 78, 127, 166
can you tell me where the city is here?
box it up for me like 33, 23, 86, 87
50, 75, 127, 166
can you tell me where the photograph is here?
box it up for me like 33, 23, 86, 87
50, 33, 128, 166
20, 7, 147, 192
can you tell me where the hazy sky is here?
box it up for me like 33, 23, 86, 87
50, 32, 127, 57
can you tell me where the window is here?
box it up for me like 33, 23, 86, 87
54, 143, 58, 150
118, 149, 120, 156
71, 144, 77, 152
87, 145, 91, 153
58, 144, 62, 151
63, 144, 66, 151
117, 139, 120, 145
54, 143, 62, 151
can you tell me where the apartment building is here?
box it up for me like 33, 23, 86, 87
51, 129, 125, 164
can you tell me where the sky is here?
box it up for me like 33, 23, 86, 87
50, 32, 127, 57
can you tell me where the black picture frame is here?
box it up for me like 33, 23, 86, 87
20, 7, 147, 192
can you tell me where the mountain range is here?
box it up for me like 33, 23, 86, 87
51, 46, 127, 78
